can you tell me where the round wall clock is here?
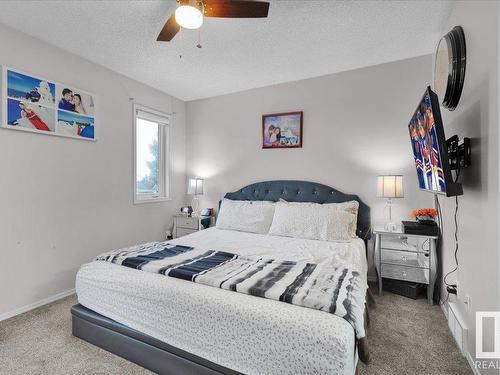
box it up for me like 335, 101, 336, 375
434, 25, 466, 111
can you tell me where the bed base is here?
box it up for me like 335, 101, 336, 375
72, 303, 364, 375
71, 304, 241, 375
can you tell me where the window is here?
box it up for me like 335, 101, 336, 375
134, 105, 171, 203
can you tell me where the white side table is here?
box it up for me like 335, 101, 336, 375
173, 215, 213, 238
373, 226, 439, 305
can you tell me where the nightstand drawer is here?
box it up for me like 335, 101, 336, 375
381, 264, 429, 284
175, 216, 198, 230
381, 235, 429, 253
381, 249, 429, 268
176, 228, 198, 237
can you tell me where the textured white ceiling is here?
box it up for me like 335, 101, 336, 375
0, 0, 452, 101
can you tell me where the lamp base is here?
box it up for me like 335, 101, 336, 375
385, 222, 398, 232
191, 196, 200, 217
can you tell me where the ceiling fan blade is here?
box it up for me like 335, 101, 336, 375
204, 0, 270, 18
157, 13, 180, 42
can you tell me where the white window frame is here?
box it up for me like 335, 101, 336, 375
133, 104, 172, 204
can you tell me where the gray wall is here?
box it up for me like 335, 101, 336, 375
0, 24, 186, 317
438, 1, 499, 370
186, 55, 435, 275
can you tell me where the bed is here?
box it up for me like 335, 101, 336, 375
72, 180, 371, 375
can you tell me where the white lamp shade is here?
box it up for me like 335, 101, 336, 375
377, 175, 404, 198
187, 178, 204, 195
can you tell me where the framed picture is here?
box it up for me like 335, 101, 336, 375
1, 66, 96, 141
262, 111, 303, 149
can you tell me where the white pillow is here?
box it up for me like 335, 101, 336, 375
268, 200, 359, 241
278, 199, 359, 237
216, 199, 275, 234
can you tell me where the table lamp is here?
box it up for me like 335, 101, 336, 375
377, 175, 404, 231
187, 177, 204, 216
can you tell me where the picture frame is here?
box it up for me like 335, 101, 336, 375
262, 111, 303, 149
1, 66, 97, 141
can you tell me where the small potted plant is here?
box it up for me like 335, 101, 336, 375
410, 208, 438, 225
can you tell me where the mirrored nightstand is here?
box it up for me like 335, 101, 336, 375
373, 226, 439, 305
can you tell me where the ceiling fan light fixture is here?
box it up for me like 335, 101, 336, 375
157, 0, 269, 42
175, 4, 203, 29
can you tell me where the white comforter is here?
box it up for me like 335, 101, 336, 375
76, 228, 367, 375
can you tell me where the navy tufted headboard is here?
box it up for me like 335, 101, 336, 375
224, 180, 371, 239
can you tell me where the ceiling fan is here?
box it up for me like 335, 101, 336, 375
157, 0, 270, 42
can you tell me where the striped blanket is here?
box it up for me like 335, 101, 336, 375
96, 241, 367, 340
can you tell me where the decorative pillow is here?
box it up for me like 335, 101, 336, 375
332, 200, 359, 237
268, 200, 359, 241
216, 199, 276, 234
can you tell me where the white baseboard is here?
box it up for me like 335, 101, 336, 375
0, 288, 75, 322
441, 300, 481, 375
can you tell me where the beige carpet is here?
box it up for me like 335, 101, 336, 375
357, 288, 472, 375
0, 289, 471, 375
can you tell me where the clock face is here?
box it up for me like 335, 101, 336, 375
434, 37, 451, 101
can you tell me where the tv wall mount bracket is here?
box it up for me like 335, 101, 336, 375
446, 135, 471, 170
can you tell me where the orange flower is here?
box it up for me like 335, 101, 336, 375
410, 208, 437, 219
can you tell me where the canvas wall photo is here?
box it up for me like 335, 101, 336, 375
56, 85, 95, 117
7, 69, 55, 107
57, 110, 95, 139
262, 111, 303, 148
7, 98, 55, 132
2, 67, 96, 140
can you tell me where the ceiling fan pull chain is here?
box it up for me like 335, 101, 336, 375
179, 24, 184, 59
197, 29, 202, 49
196, 0, 204, 48
179, 27, 184, 59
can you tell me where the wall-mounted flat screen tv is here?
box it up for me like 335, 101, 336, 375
408, 86, 462, 197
